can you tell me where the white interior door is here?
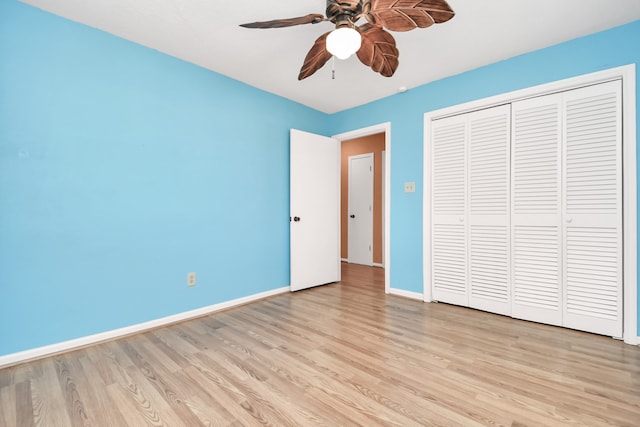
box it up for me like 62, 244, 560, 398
348, 153, 374, 265
430, 114, 469, 306
430, 106, 511, 311
511, 81, 623, 337
562, 81, 622, 337
467, 105, 511, 316
290, 129, 340, 292
511, 94, 563, 327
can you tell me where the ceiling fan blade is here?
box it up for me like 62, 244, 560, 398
298, 32, 333, 80
240, 13, 325, 29
364, 0, 455, 32
356, 24, 399, 77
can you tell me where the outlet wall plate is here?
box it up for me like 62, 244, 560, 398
187, 272, 197, 287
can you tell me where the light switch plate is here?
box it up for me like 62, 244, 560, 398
404, 182, 416, 193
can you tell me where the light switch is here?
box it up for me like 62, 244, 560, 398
404, 182, 416, 193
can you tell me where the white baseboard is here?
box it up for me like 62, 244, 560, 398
340, 259, 384, 268
0, 286, 289, 368
388, 288, 423, 301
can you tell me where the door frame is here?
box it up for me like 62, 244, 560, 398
423, 64, 637, 345
334, 123, 391, 294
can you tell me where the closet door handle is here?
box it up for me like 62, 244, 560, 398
459, 217, 464, 222
566, 217, 573, 223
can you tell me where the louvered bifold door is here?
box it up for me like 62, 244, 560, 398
431, 115, 468, 306
467, 105, 511, 315
511, 94, 563, 327
562, 81, 622, 338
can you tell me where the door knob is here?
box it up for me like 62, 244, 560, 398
293, 216, 301, 222
350, 214, 355, 218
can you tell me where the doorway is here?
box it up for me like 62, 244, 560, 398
334, 123, 391, 293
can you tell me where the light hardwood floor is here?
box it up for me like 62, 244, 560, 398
1, 263, 639, 426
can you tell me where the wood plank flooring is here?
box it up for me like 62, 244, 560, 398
1, 263, 639, 426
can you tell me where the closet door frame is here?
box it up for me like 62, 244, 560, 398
423, 64, 637, 345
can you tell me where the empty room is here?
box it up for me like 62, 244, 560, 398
1, 0, 640, 425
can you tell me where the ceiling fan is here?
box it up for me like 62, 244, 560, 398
240, 0, 455, 80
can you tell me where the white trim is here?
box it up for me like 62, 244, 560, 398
425, 65, 633, 120
333, 122, 392, 294
621, 64, 638, 345
381, 150, 386, 267
389, 288, 423, 301
342, 260, 384, 268
424, 64, 637, 345
342, 261, 385, 268
423, 117, 433, 302
0, 286, 289, 368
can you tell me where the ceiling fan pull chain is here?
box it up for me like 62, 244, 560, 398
332, 56, 336, 80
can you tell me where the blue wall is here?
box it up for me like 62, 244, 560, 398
1, 0, 639, 357
0, 1, 329, 356
329, 20, 640, 332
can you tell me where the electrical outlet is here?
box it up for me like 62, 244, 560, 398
187, 272, 197, 287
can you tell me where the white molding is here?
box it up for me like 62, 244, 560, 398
342, 261, 385, 268
424, 65, 634, 121
423, 115, 433, 303
424, 64, 637, 345
342, 260, 385, 268
389, 288, 423, 301
333, 122, 392, 294
621, 64, 638, 345
0, 286, 289, 368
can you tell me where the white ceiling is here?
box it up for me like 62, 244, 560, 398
20, 0, 640, 113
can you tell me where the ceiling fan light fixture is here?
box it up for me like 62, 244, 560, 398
326, 27, 361, 60
241, 0, 456, 79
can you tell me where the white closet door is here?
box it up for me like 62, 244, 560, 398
562, 81, 622, 337
468, 105, 511, 315
431, 115, 468, 306
511, 95, 563, 326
